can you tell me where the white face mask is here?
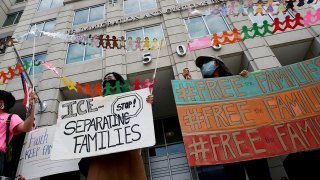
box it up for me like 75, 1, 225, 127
201, 61, 218, 78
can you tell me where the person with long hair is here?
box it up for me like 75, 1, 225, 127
0, 90, 37, 176
79, 72, 153, 180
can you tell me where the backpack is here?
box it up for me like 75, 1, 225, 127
5, 114, 13, 163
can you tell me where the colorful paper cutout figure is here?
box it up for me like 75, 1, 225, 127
112, 36, 119, 49
246, 0, 255, 15
119, 36, 126, 49
297, 0, 305, 7
127, 37, 134, 51
287, 13, 304, 29
76, 82, 102, 97
221, 3, 228, 16
236, 0, 247, 16
265, 0, 274, 14
105, 35, 112, 49
98, 35, 106, 48
86, 35, 93, 46
212, 28, 243, 45
273, 13, 304, 33
132, 78, 155, 90
273, 17, 286, 32
132, 79, 143, 90
304, 8, 320, 25
212, 5, 221, 15
4, 36, 17, 47
187, 36, 211, 52
143, 37, 150, 50
135, 37, 142, 50
61, 76, 78, 92
103, 80, 131, 96
242, 20, 272, 40
254, 3, 265, 16
39, 61, 60, 76
151, 38, 159, 50
0, 63, 25, 84
228, 1, 236, 15
274, 0, 287, 15
285, 0, 296, 13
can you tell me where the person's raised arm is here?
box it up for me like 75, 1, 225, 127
14, 92, 37, 133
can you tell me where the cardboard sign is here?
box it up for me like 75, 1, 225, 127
21, 126, 80, 179
51, 88, 155, 160
172, 57, 320, 166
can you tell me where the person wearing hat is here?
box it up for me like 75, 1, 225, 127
184, 56, 270, 180
78, 72, 154, 180
0, 90, 37, 176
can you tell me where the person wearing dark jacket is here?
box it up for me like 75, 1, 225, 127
79, 72, 153, 180
183, 56, 271, 180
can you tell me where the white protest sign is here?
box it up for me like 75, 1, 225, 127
21, 125, 80, 179
51, 88, 155, 160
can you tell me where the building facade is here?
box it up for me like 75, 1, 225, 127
0, 0, 320, 179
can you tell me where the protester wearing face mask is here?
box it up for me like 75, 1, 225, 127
183, 56, 271, 180
78, 72, 153, 180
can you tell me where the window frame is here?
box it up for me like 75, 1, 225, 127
27, 19, 56, 40
125, 24, 165, 52
176, 0, 192, 4
15, 0, 27, 4
123, 0, 157, 15
37, 0, 64, 11
2, 11, 23, 27
21, 52, 47, 75
184, 13, 230, 39
73, 4, 105, 26
148, 117, 185, 157
65, 43, 104, 64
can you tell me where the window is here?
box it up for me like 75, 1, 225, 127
38, 0, 63, 11
126, 24, 164, 52
148, 118, 185, 157
2, 11, 23, 27
66, 43, 103, 64
27, 20, 56, 40
185, 15, 229, 39
177, 0, 191, 3
73, 5, 104, 26
16, 0, 27, 3
21, 53, 47, 75
124, 0, 157, 14
246, 2, 294, 25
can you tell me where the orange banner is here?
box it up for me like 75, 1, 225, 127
178, 83, 320, 133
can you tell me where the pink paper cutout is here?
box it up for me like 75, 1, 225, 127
40, 61, 60, 76
187, 36, 212, 52
304, 8, 320, 26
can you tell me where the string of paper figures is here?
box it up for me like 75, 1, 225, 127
189, 8, 320, 51
187, 0, 319, 17
0, 60, 154, 97
15, 30, 165, 52
39, 61, 155, 96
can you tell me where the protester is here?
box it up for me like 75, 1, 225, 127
78, 72, 153, 180
0, 90, 37, 177
183, 56, 271, 180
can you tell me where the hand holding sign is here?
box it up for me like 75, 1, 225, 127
51, 88, 155, 160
